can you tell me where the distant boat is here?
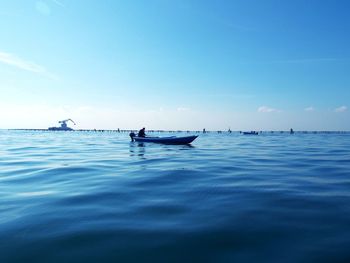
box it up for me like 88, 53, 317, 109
48, 119, 76, 131
242, 131, 259, 135
48, 126, 74, 131
130, 133, 198, 145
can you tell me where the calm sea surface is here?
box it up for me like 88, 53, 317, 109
1, 130, 350, 263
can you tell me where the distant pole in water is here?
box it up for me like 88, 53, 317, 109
290, 128, 294, 134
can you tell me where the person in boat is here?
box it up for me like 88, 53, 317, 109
138, 127, 146, 137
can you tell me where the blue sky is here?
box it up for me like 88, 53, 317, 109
0, 0, 349, 130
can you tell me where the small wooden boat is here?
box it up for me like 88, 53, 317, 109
242, 131, 259, 135
130, 133, 198, 145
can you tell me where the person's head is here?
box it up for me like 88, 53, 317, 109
142, 127, 145, 131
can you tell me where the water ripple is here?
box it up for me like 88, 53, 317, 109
1, 131, 350, 262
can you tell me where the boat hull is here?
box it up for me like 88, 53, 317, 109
48, 127, 73, 131
133, 135, 198, 145
242, 132, 258, 135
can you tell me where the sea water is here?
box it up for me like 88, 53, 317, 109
1, 130, 350, 262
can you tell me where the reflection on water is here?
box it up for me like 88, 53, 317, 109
129, 142, 146, 158
129, 140, 195, 160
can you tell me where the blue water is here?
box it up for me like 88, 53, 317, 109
1, 130, 350, 262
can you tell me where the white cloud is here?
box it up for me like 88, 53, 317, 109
0, 51, 57, 79
177, 107, 190, 112
334, 106, 347, 113
257, 106, 279, 113
0, 52, 45, 73
305, 106, 315, 112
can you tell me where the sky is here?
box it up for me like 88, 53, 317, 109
0, 0, 349, 130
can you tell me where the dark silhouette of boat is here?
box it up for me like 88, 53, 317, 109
48, 119, 76, 131
130, 133, 198, 145
242, 131, 259, 135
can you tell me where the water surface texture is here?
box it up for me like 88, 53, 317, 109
1, 130, 350, 262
